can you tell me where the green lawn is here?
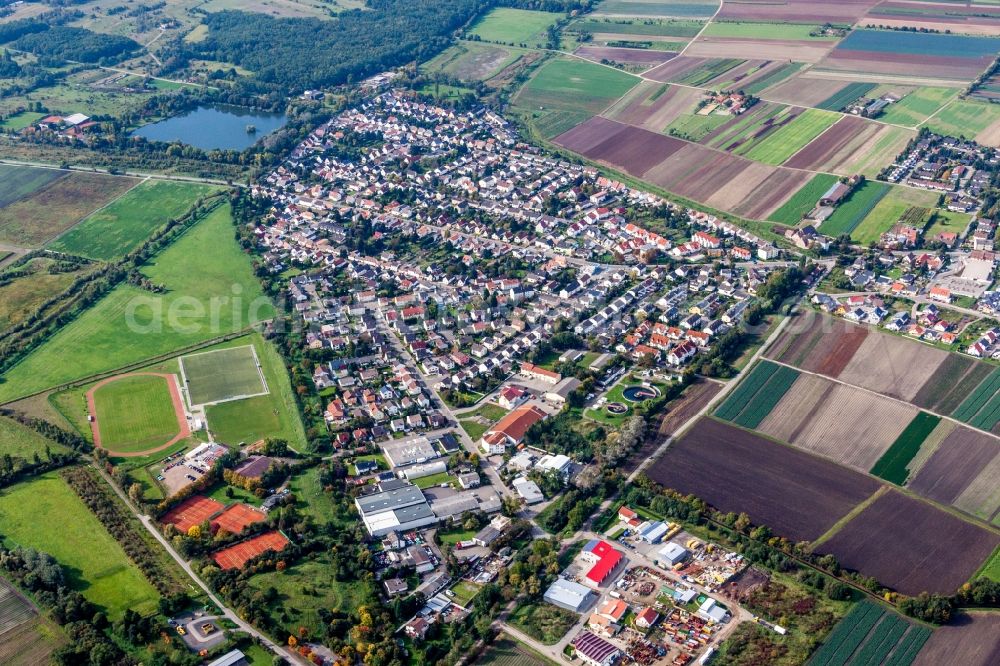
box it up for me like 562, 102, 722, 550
204, 481, 259, 506
47, 180, 219, 260
514, 57, 640, 138
286, 466, 336, 524
924, 98, 1000, 138
450, 580, 481, 606
246, 554, 376, 637
924, 209, 971, 241
665, 111, 730, 141
92, 374, 180, 453
975, 546, 1000, 583
849, 185, 938, 244
0, 415, 71, 461
702, 21, 838, 41
879, 87, 959, 127
768, 174, 839, 225
0, 111, 45, 131
741, 109, 840, 165
414, 471, 454, 489
0, 203, 273, 402
0, 473, 159, 619
181, 344, 265, 406
820, 181, 891, 238
437, 526, 477, 545
467, 8, 560, 47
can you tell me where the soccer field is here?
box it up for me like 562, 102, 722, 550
180, 345, 268, 406
91, 374, 184, 453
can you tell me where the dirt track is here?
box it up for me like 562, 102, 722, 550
85, 372, 190, 457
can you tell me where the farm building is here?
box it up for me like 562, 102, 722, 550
355, 483, 436, 536
544, 578, 596, 613
572, 630, 622, 666
636, 521, 669, 543
207, 650, 248, 666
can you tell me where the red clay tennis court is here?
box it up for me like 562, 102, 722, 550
162, 495, 224, 532
211, 504, 266, 534
211, 531, 289, 570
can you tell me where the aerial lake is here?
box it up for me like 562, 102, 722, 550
131, 104, 288, 151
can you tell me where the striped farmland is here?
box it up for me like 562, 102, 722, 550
715, 360, 800, 428
809, 600, 932, 666
953, 368, 1000, 431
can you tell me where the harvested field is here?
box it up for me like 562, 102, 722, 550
905, 418, 955, 481
908, 426, 1000, 508
717, 0, 879, 24
0, 164, 65, 208
647, 418, 882, 543
162, 495, 224, 533
783, 116, 880, 172
643, 56, 712, 83
605, 82, 704, 132
766, 75, 859, 108
954, 452, 1000, 523
819, 50, 989, 82
686, 37, 832, 63
703, 161, 776, 212
575, 45, 677, 67
913, 612, 1000, 666
623, 378, 720, 474
211, 530, 289, 569
757, 373, 831, 443
761, 380, 917, 472
818, 490, 1000, 595
731, 168, 813, 220
911, 354, 989, 414
742, 61, 803, 95
211, 503, 266, 534
865, 1, 1000, 37
716, 361, 800, 429
768, 312, 870, 376
837, 324, 949, 401
0, 579, 34, 635
558, 117, 687, 173
835, 123, 915, 178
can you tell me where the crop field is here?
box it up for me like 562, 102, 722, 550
211, 504, 265, 534
715, 360, 800, 428
0, 614, 66, 666
593, 0, 719, 18
837, 325, 948, 402
953, 368, 1000, 430
605, 81, 703, 131
480, 635, 556, 666
0, 171, 140, 248
47, 180, 218, 260
768, 174, 839, 224
717, 0, 876, 24
180, 345, 267, 406
467, 8, 560, 47
575, 45, 677, 67
835, 124, 916, 178
0, 204, 273, 402
759, 378, 917, 472
823, 29, 1000, 81
515, 57, 639, 138
570, 18, 704, 38
0, 164, 65, 208
161, 495, 225, 532
91, 374, 184, 453
864, 0, 1000, 37
820, 181, 891, 237
924, 99, 1000, 146
808, 601, 931, 666
768, 312, 870, 375
675, 58, 745, 87
908, 426, 1000, 515
702, 21, 837, 41
741, 108, 840, 165
784, 115, 880, 173
211, 530, 288, 569
664, 111, 730, 141
878, 87, 959, 127
648, 418, 881, 542
869, 412, 941, 485
0, 414, 71, 461
0, 473, 159, 618
911, 355, 992, 414
816, 82, 877, 112
0, 258, 93, 334
742, 62, 803, 95
849, 185, 940, 244
818, 489, 999, 595
0, 579, 35, 635
913, 612, 1000, 666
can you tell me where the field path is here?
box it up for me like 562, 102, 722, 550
86, 372, 191, 457
677, 0, 724, 58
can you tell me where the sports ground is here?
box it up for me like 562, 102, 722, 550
180, 344, 269, 407
86, 372, 190, 456
211, 530, 289, 569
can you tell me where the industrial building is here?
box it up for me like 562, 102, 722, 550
543, 578, 596, 613
355, 483, 436, 536
382, 435, 440, 467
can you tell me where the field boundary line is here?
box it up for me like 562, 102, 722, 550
810, 485, 890, 550
44, 175, 148, 249
677, 0, 723, 58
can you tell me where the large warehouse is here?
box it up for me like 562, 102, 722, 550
355, 483, 436, 536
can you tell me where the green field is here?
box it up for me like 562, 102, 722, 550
509, 601, 578, 645
923, 209, 971, 242
870, 412, 941, 485
0, 415, 71, 461
953, 368, 1000, 431
769, 174, 839, 225
676, 58, 744, 87
93, 375, 180, 453
181, 345, 266, 406
48, 180, 219, 260
743, 62, 803, 95
0, 164, 65, 208
286, 466, 336, 524
821, 181, 892, 238
715, 360, 799, 428
246, 554, 375, 637
849, 185, 939, 244
0, 203, 273, 402
976, 547, 1000, 583
0, 258, 90, 334
594, 0, 718, 18
703, 21, 839, 41
924, 98, 1000, 138
514, 57, 639, 137
807, 601, 931, 666
0, 111, 44, 131
570, 18, 704, 38
741, 108, 840, 165
0, 473, 159, 619
423, 41, 523, 82
816, 82, 878, 112
665, 111, 730, 141
467, 8, 560, 47
201, 335, 305, 447
879, 87, 959, 127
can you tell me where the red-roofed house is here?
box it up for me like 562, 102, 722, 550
581, 540, 623, 588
